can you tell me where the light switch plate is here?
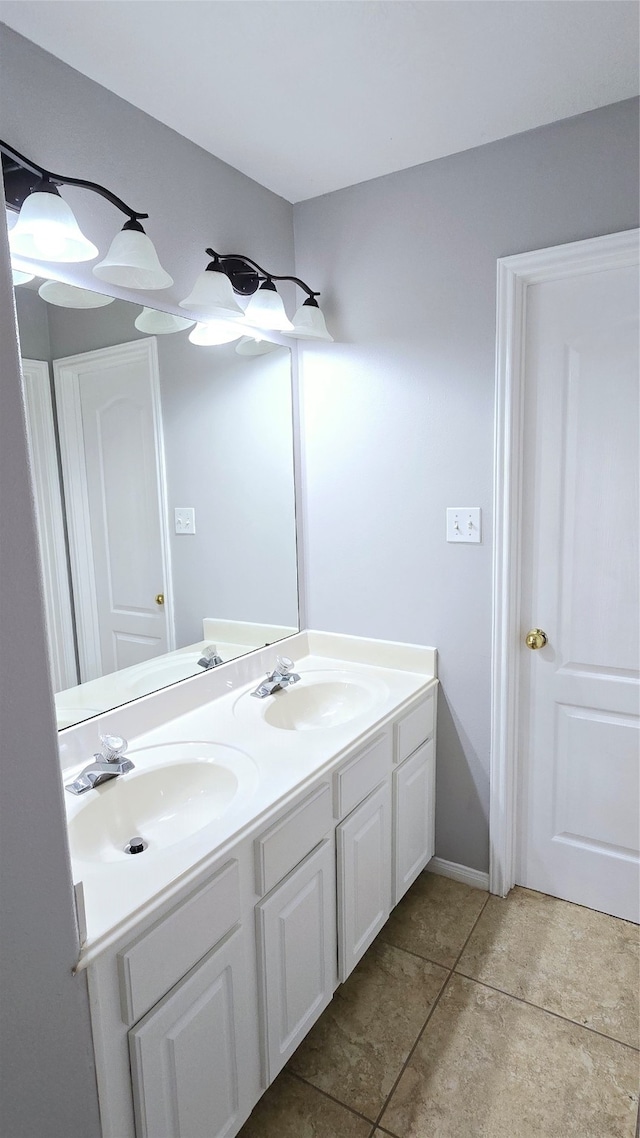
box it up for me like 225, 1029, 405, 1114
446, 507, 481, 543
175, 507, 196, 535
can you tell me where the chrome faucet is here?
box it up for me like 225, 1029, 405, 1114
65, 734, 134, 796
198, 644, 224, 669
251, 655, 301, 699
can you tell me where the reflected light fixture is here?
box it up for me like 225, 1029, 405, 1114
235, 335, 282, 356
188, 320, 244, 347
38, 279, 116, 309
12, 268, 34, 286
135, 307, 195, 335
1, 138, 170, 287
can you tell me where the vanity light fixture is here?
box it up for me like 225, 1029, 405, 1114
1, 138, 170, 286
2, 139, 333, 342
183, 249, 333, 341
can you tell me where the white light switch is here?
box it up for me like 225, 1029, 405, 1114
446, 507, 481, 543
175, 507, 196, 535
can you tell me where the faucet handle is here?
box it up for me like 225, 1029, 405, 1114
97, 734, 128, 762
276, 655, 294, 673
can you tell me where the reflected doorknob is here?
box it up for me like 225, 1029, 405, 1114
525, 628, 547, 650
155, 593, 165, 606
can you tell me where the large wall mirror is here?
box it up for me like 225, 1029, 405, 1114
13, 280, 299, 729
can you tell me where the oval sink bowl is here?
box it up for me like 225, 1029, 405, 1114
235, 670, 389, 731
68, 741, 257, 862
120, 654, 203, 699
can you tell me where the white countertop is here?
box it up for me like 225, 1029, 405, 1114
61, 632, 437, 967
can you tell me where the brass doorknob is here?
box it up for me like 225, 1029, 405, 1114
525, 628, 547, 650
155, 593, 165, 606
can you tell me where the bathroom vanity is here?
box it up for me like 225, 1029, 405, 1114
60, 630, 437, 1138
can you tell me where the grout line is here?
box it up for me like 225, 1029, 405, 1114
453, 970, 640, 1053
372, 891, 492, 1129
376, 933, 453, 972
285, 1068, 378, 1127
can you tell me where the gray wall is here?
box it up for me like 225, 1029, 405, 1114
293, 97, 640, 873
0, 24, 296, 1137
0, 181, 101, 1138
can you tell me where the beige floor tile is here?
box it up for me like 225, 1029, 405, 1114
288, 939, 447, 1120
378, 870, 488, 968
457, 887, 640, 1047
237, 1072, 373, 1138
380, 974, 640, 1138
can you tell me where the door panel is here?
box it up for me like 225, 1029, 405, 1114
337, 780, 391, 982
256, 839, 336, 1084
518, 261, 639, 921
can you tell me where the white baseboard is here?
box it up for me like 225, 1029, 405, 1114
428, 856, 490, 891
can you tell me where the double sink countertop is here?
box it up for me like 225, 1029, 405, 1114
59, 630, 437, 967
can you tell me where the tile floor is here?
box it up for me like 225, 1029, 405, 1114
238, 871, 640, 1138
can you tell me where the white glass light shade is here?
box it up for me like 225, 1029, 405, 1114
288, 300, 333, 341
9, 190, 98, 262
179, 266, 244, 319
235, 335, 282, 356
188, 320, 243, 347
135, 307, 195, 335
244, 282, 293, 332
38, 279, 115, 309
12, 268, 34, 286
93, 225, 173, 290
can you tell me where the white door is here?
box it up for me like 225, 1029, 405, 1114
517, 250, 639, 922
337, 780, 391, 982
393, 739, 435, 906
256, 839, 336, 1085
54, 339, 173, 681
129, 926, 253, 1138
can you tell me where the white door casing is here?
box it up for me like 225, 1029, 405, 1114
21, 358, 78, 691
54, 339, 174, 681
490, 229, 640, 921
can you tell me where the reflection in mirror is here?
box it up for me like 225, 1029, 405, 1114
14, 281, 298, 730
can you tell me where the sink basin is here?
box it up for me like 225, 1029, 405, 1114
119, 654, 203, 699
234, 670, 389, 731
67, 741, 257, 862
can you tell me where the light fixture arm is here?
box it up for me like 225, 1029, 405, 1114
205, 247, 320, 299
0, 138, 149, 222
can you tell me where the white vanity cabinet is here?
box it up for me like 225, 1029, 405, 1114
129, 924, 254, 1138
84, 678, 438, 1138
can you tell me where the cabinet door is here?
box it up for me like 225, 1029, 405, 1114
256, 838, 336, 1084
337, 780, 392, 983
393, 739, 435, 905
129, 925, 254, 1138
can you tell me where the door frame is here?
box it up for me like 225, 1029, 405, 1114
489, 227, 639, 897
54, 337, 175, 681
21, 357, 78, 691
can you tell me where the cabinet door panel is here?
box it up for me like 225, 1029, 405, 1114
256, 839, 336, 1084
393, 739, 435, 905
129, 926, 252, 1138
337, 781, 392, 982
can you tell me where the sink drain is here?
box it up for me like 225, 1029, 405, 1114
125, 836, 148, 855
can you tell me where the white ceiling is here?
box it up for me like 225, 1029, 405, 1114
1, 1, 638, 203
